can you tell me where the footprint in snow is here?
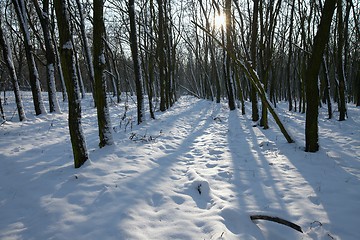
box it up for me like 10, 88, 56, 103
206, 163, 217, 168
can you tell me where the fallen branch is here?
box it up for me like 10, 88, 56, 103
250, 215, 303, 233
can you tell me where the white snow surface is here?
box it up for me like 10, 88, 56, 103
0, 92, 359, 240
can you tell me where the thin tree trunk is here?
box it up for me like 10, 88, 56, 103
32, 0, 60, 113
336, 0, 347, 121
93, 0, 114, 147
286, 0, 296, 111
0, 15, 26, 121
75, 0, 96, 102
12, 0, 46, 115
225, 0, 236, 110
322, 56, 332, 119
129, 0, 145, 124
250, 0, 259, 121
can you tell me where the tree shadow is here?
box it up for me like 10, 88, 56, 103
226, 109, 309, 239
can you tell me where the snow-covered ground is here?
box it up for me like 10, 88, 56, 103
0, 92, 359, 240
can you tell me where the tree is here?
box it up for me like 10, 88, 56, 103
128, 0, 145, 124
305, 0, 336, 152
93, 0, 114, 147
224, 0, 235, 110
0, 14, 26, 121
286, 0, 296, 112
75, 0, 95, 102
32, 0, 60, 113
54, 0, 89, 168
157, 0, 167, 112
336, 0, 347, 121
12, 0, 46, 115
250, 0, 259, 122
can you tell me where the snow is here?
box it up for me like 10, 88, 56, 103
0, 92, 359, 240
62, 41, 73, 50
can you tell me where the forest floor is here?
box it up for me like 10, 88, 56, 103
0, 92, 359, 240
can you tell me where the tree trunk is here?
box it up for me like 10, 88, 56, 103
250, 0, 259, 121
93, 0, 114, 147
322, 56, 332, 119
54, 0, 89, 168
225, 0, 236, 110
157, 0, 166, 112
32, 0, 60, 113
336, 0, 347, 121
286, 0, 296, 112
305, 0, 336, 152
75, 0, 96, 103
12, 0, 46, 115
129, 0, 145, 124
0, 15, 26, 121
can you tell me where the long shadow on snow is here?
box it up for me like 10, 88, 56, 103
0, 139, 76, 239
266, 107, 360, 239
37, 99, 220, 239
113, 100, 220, 237
226, 110, 306, 239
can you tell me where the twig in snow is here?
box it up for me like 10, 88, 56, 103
250, 215, 303, 233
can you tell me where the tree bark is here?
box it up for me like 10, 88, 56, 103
93, 0, 114, 147
157, 0, 166, 112
225, 0, 236, 110
336, 0, 347, 121
32, 0, 60, 113
75, 0, 96, 103
54, 0, 89, 168
250, 0, 259, 121
286, 0, 296, 112
0, 15, 26, 121
129, 0, 145, 124
305, 0, 336, 152
12, 0, 46, 115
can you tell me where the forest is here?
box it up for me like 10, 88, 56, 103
0, 0, 359, 239
0, 0, 359, 165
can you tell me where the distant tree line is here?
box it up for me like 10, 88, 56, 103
0, 0, 359, 167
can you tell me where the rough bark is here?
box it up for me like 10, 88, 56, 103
129, 0, 145, 124
336, 0, 347, 121
93, 0, 114, 147
305, 0, 336, 152
75, 0, 96, 102
0, 15, 26, 121
54, 0, 89, 168
12, 0, 46, 115
157, 0, 166, 112
250, 0, 259, 121
225, 0, 236, 110
32, 0, 60, 113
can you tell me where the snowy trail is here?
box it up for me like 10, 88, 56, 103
113, 100, 312, 239
1, 94, 359, 240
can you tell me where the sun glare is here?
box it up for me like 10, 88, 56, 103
214, 14, 226, 29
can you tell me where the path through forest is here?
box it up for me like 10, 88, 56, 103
1, 94, 359, 240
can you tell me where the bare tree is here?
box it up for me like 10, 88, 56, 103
32, 0, 60, 113
128, 0, 145, 124
54, 0, 89, 168
336, 0, 347, 121
305, 0, 336, 152
0, 13, 26, 121
12, 0, 46, 115
93, 0, 114, 147
224, 0, 235, 110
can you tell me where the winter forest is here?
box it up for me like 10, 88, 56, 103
0, 0, 359, 239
